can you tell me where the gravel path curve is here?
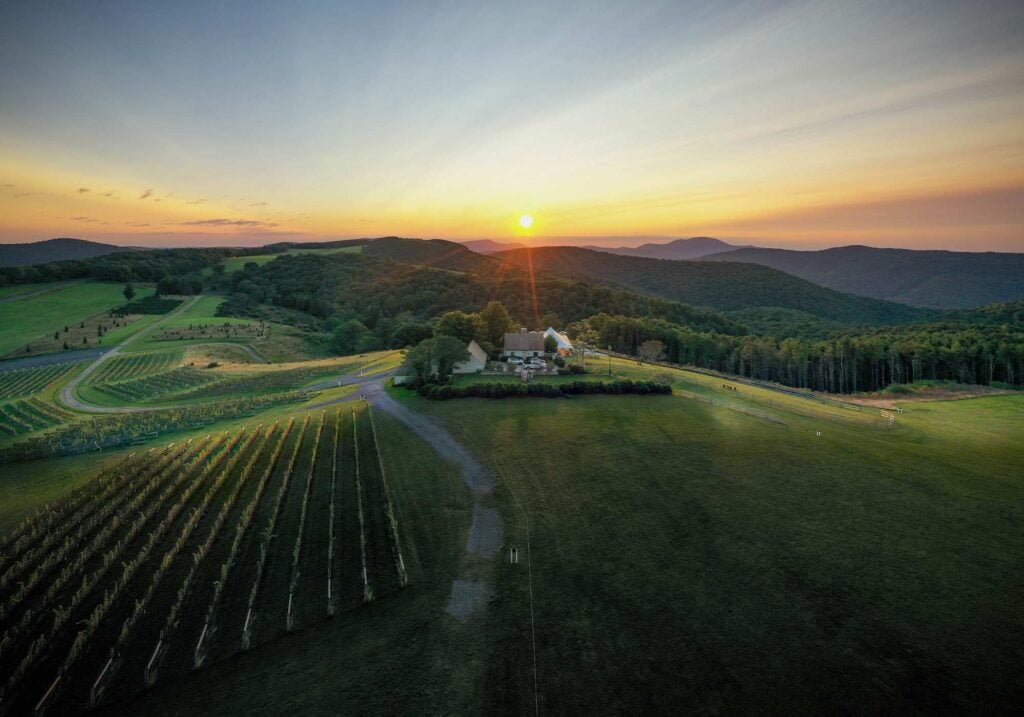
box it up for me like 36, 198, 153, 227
58, 295, 203, 413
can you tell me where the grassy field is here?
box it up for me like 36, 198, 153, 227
408, 386, 1024, 714
0, 282, 133, 356
0, 281, 82, 300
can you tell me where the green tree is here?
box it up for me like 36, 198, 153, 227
477, 300, 515, 350
123, 281, 136, 302
544, 335, 558, 354
434, 311, 479, 344
540, 312, 563, 329
332, 319, 370, 355
404, 336, 469, 385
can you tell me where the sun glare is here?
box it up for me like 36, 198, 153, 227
518, 214, 534, 229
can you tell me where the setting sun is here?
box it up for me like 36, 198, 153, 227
518, 214, 534, 230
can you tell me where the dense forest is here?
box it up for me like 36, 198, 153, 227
217, 252, 745, 339
0, 247, 229, 285
583, 313, 1024, 393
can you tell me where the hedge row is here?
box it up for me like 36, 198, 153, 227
417, 379, 671, 400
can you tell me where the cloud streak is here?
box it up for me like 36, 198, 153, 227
180, 217, 279, 228
139, 189, 153, 200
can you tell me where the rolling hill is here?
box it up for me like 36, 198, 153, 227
362, 237, 497, 273
700, 245, 1024, 309
494, 246, 931, 327
0, 238, 139, 267
458, 239, 527, 254
585, 236, 744, 260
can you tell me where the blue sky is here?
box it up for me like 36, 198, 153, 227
1, 0, 1022, 249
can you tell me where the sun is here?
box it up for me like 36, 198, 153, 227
518, 214, 534, 229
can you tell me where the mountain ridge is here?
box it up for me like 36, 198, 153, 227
701, 244, 1024, 308
0, 238, 141, 267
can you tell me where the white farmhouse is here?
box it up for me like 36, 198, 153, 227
453, 340, 488, 374
503, 328, 546, 359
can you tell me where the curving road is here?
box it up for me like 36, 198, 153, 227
59, 295, 204, 413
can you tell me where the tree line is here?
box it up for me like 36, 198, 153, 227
581, 314, 1024, 393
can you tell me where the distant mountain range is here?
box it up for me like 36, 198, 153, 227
584, 236, 745, 260
492, 246, 929, 329
458, 239, 527, 254
0, 238, 138, 267
701, 245, 1024, 309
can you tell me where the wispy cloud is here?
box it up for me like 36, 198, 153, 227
139, 189, 153, 200
102, 191, 115, 198
186, 198, 206, 205
180, 217, 279, 228
70, 215, 97, 222
77, 187, 90, 194
249, 201, 268, 207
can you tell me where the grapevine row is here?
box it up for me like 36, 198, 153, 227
286, 412, 326, 631
241, 414, 310, 649
194, 418, 294, 667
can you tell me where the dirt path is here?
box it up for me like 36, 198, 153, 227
58, 295, 203, 413
361, 379, 503, 623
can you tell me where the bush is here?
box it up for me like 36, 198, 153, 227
568, 364, 586, 374
417, 379, 671, 400
553, 355, 566, 367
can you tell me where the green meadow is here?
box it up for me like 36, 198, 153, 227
0, 282, 131, 355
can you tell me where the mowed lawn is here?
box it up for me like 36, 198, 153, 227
416, 391, 1024, 714
0, 281, 130, 355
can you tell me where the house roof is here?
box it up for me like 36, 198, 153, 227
466, 340, 488, 364
504, 329, 545, 352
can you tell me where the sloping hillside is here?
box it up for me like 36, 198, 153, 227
219, 252, 745, 335
495, 246, 930, 326
701, 245, 1024, 309
586, 236, 743, 260
362, 237, 497, 272
459, 239, 526, 254
0, 238, 138, 266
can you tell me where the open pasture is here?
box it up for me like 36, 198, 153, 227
0, 283, 137, 357
410, 387, 1024, 714
0, 404, 406, 716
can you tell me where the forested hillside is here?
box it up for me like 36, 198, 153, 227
0, 238, 139, 267
494, 246, 930, 325
702, 245, 1024, 309
361, 236, 497, 272
217, 252, 744, 348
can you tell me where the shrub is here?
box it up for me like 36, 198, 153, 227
553, 355, 566, 367
417, 379, 670, 400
